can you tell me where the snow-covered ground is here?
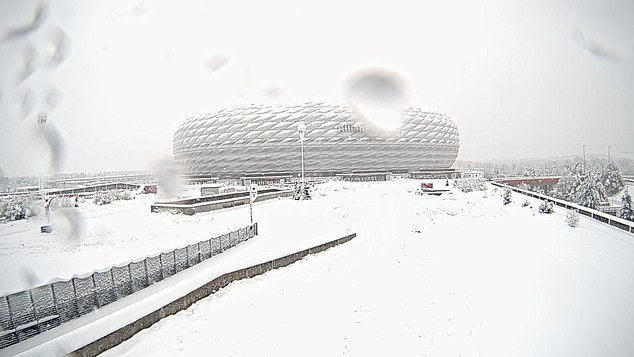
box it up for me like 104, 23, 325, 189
3, 180, 634, 356
90, 180, 634, 357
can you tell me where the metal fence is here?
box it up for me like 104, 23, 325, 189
491, 181, 634, 234
0, 223, 258, 349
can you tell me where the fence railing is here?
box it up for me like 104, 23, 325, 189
491, 181, 634, 234
0, 223, 258, 350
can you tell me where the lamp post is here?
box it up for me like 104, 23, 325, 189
608, 145, 612, 164
297, 122, 306, 187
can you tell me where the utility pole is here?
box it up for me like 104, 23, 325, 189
608, 145, 612, 164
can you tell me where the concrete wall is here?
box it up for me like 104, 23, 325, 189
151, 189, 293, 215
73, 233, 356, 357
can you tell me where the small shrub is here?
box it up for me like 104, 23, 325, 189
538, 200, 554, 214
566, 210, 580, 227
455, 178, 487, 193
502, 189, 512, 205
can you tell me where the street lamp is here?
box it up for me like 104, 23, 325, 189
297, 122, 306, 187
608, 145, 612, 163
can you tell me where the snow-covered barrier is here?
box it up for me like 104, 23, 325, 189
491, 182, 634, 234
150, 188, 293, 215
71, 232, 356, 357
0, 224, 258, 351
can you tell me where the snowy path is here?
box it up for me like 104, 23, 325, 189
95, 181, 634, 357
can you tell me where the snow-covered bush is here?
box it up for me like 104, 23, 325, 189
454, 178, 487, 193
521, 199, 530, 207
0, 196, 40, 222
47, 196, 75, 209
502, 188, 512, 205
566, 210, 580, 227
94, 192, 113, 205
293, 183, 312, 200
538, 200, 554, 214
93, 190, 135, 205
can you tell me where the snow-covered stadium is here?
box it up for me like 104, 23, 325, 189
173, 102, 459, 176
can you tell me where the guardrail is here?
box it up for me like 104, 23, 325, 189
0, 223, 258, 350
491, 182, 633, 234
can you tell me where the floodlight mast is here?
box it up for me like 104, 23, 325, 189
298, 122, 306, 186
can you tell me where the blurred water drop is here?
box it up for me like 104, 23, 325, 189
46, 88, 64, 111
19, 268, 42, 288
46, 27, 71, 67
20, 89, 36, 121
50, 207, 84, 241
2, 2, 49, 42
344, 68, 409, 132
17, 44, 39, 82
260, 85, 285, 98
156, 160, 184, 199
205, 54, 230, 73
39, 122, 66, 174
129, 1, 149, 16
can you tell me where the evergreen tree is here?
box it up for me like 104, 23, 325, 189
621, 190, 633, 220
600, 162, 625, 196
554, 162, 583, 201
575, 172, 607, 209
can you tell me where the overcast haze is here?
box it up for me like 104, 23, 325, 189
0, 0, 632, 176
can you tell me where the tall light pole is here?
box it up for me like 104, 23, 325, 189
297, 122, 306, 187
37, 112, 48, 204
582, 144, 587, 174
608, 145, 612, 164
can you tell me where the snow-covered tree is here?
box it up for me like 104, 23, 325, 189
575, 172, 607, 209
502, 188, 512, 205
553, 162, 583, 201
600, 162, 625, 196
621, 190, 633, 220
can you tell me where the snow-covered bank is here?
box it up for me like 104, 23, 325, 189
94, 180, 634, 357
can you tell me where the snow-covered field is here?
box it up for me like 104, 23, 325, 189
90, 180, 633, 357
2, 179, 634, 356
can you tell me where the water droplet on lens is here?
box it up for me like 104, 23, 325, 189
19, 268, 42, 288
260, 85, 285, 98
50, 206, 84, 241
46, 88, 63, 111
156, 160, 184, 199
17, 44, 39, 82
46, 27, 71, 67
39, 122, 67, 174
2, 2, 49, 42
344, 68, 410, 132
20, 89, 36, 120
205, 54, 230, 73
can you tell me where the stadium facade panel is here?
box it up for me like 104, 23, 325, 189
173, 102, 459, 176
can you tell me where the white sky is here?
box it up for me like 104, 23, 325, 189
0, 0, 632, 176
